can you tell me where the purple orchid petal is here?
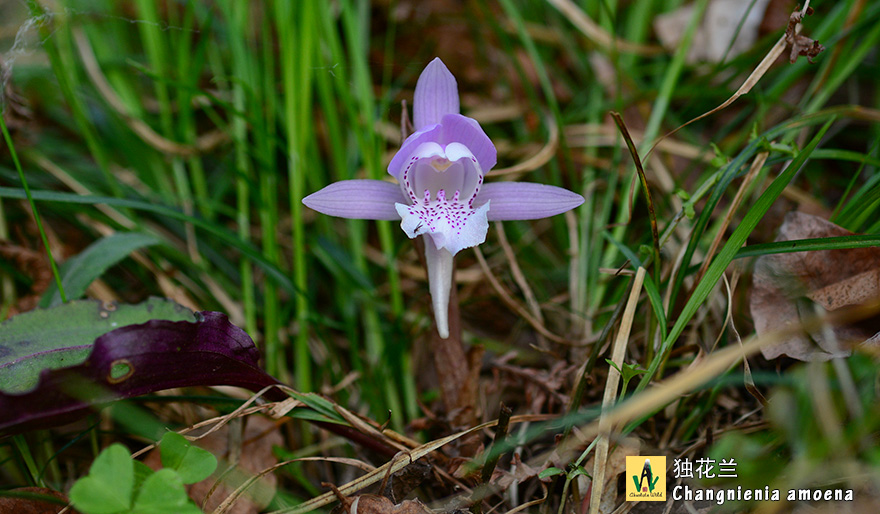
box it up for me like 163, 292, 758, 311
476, 182, 585, 221
438, 114, 497, 173
302, 180, 406, 220
387, 124, 442, 180
388, 115, 496, 182
413, 58, 460, 131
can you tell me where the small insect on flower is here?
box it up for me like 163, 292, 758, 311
303, 58, 584, 338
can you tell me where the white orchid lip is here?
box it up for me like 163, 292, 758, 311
394, 141, 488, 257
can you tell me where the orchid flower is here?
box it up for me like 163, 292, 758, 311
303, 58, 584, 339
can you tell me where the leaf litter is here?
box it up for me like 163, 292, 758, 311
751, 211, 880, 360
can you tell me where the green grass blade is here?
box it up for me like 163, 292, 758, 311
639, 117, 835, 390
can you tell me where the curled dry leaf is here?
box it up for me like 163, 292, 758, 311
750, 212, 880, 361
786, 6, 825, 63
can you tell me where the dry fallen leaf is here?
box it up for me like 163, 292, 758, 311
785, 6, 825, 63
0, 487, 76, 514
328, 489, 432, 514
654, 0, 772, 63
750, 211, 880, 361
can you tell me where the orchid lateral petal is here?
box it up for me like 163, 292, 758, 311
439, 114, 497, 173
424, 238, 453, 339
414, 58, 460, 131
387, 124, 442, 180
389, 115, 496, 180
302, 180, 406, 221
476, 182, 585, 221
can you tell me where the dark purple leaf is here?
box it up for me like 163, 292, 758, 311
0, 300, 282, 436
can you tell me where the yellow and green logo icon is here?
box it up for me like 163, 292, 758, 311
625, 456, 666, 501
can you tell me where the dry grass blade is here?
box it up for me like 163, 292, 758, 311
503, 482, 548, 514
473, 246, 571, 344
487, 117, 558, 177
333, 404, 411, 452
74, 28, 227, 157
545, 298, 880, 471
546, 0, 662, 56
131, 384, 282, 459
696, 150, 769, 285
287, 456, 376, 473
589, 267, 646, 514
270, 414, 554, 514
494, 222, 546, 346
645, 34, 789, 160
270, 420, 496, 514
565, 124, 714, 162
728, 270, 767, 405
210, 459, 301, 514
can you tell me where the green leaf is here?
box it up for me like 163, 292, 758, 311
132, 468, 202, 514
568, 466, 591, 479
40, 232, 163, 308
286, 390, 347, 424
538, 467, 564, 479
69, 444, 134, 514
710, 143, 728, 167
160, 431, 217, 484
621, 362, 648, 382
735, 234, 880, 260
605, 360, 622, 374
133, 460, 155, 492
0, 298, 197, 394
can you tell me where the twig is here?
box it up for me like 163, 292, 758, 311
481, 403, 513, 484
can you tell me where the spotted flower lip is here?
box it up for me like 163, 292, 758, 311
303, 57, 585, 339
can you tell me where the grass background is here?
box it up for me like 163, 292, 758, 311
1, 0, 879, 512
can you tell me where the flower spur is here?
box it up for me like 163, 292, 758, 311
303, 58, 584, 338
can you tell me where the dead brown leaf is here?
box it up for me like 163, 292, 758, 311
750, 211, 880, 360
654, 0, 772, 64
326, 483, 433, 514
786, 6, 825, 63
331, 495, 432, 514
0, 487, 75, 514
0, 242, 52, 316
